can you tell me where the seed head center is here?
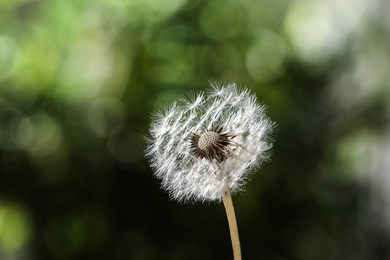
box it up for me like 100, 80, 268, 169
198, 131, 220, 151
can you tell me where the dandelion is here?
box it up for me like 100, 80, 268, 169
145, 82, 275, 260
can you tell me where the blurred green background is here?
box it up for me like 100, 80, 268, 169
1, 0, 390, 259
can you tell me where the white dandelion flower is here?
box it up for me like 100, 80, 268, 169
145, 82, 275, 203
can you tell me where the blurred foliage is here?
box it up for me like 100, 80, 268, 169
1, 0, 390, 259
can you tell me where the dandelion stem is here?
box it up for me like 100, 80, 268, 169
223, 190, 242, 260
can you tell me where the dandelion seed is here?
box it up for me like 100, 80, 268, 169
145, 82, 275, 203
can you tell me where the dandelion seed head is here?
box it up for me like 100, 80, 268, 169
145, 82, 275, 203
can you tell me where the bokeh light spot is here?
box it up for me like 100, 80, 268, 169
0, 35, 18, 81
147, 0, 187, 19
199, 0, 245, 40
10, 115, 35, 150
25, 113, 63, 157
155, 25, 188, 59
127, 0, 187, 23
57, 35, 114, 103
246, 30, 287, 82
283, 1, 335, 64
87, 97, 127, 137
336, 129, 379, 180
152, 25, 196, 84
0, 202, 31, 253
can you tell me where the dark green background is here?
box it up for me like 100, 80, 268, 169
0, 0, 389, 259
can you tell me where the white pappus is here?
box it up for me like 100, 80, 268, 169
145, 82, 275, 203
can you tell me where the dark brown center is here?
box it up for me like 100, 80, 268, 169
189, 125, 235, 163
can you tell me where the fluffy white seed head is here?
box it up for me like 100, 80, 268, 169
145, 82, 275, 203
